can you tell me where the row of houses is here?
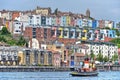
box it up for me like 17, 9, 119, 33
0, 41, 118, 67
28, 14, 115, 29
24, 26, 115, 45
0, 40, 118, 66
0, 7, 119, 36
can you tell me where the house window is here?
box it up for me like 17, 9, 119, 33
81, 32, 85, 37
56, 46, 61, 49
51, 30, 55, 36
57, 30, 61, 36
69, 31, 74, 37
36, 17, 39, 19
76, 32, 79, 37
63, 31, 68, 36
71, 56, 74, 60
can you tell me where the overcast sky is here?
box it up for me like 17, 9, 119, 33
0, 0, 120, 21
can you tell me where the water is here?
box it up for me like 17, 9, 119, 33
0, 71, 120, 80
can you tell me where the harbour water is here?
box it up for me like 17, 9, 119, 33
0, 71, 120, 80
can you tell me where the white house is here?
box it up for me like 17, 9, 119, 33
82, 41, 118, 59
29, 15, 41, 26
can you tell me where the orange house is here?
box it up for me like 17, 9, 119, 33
12, 12, 20, 20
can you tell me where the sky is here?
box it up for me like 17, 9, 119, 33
0, 0, 120, 22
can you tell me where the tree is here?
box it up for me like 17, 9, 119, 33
111, 53, 118, 61
54, 8, 58, 15
103, 56, 109, 62
96, 53, 104, 62
112, 28, 120, 36
1, 27, 10, 35
110, 38, 120, 48
90, 51, 95, 60
17, 36, 27, 46
0, 36, 7, 42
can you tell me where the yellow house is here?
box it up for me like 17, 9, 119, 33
82, 29, 87, 40
18, 49, 53, 66
66, 16, 71, 26
58, 27, 63, 38
47, 41, 65, 63
35, 6, 51, 15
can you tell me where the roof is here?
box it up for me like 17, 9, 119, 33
74, 53, 85, 57
104, 37, 113, 42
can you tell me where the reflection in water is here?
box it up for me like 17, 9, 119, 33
0, 71, 119, 80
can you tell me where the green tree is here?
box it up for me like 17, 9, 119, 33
111, 53, 118, 61
7, 39, 16, 45
103, 56, 109, 62
96, 53, 104, 62
90, 51, 95, 60
0, 36, 7, 42
54, 8, 58, 15
17, 36, 27, 46
0, 27, 10, 35
110, 38, 120, 48
110, 38, 120, 44
112, 28, 120, 36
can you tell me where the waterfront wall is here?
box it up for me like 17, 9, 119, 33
0, 66, 70, 72
96, 65, 120, 71
0, 65, 120, 72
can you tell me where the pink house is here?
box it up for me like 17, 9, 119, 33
52, 50, 61, 67
94, 30, 99, 41
70, 17, 75, 26
51, 27, 57, 38
56, 16, 61, 26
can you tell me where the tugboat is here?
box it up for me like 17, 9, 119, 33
70, 58, 98, 77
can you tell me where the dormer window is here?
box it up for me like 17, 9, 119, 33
94, 33, 97, 38
57, 30, 61, 36
76, 32, 79, 37
69, 31, 74, 37
81, 32, 85, 37
63, 31, 68, 36
87, 32, 91, 38
51, 30, 55, 36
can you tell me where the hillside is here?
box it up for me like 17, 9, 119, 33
0, 27, 27, 47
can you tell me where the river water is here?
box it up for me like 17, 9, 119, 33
0, 71, 120, 80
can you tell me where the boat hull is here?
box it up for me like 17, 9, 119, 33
70, 71, 98, 77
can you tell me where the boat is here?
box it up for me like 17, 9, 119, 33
70, 58, 99, 77
70, 71, 98, 76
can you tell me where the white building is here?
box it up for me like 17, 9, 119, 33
29, 15, 41, 26
105, 20, 114, 29
46, 16, 52, 26
1, 11, 12, 20
13, 21, 23, 35
83, 41, 118, 59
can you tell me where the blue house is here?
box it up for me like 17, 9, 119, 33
88, 20, 92, 28
69, 28, 76, 39
77, 18, 82, 28
41, 16, 46, 26
87, 29, 94, 40
60, 16, 66, 27
92, 20, 97, 29
99, 30, 105, 41
108, 30, 116, 38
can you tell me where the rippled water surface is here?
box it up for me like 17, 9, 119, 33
0, 71, 120, 80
